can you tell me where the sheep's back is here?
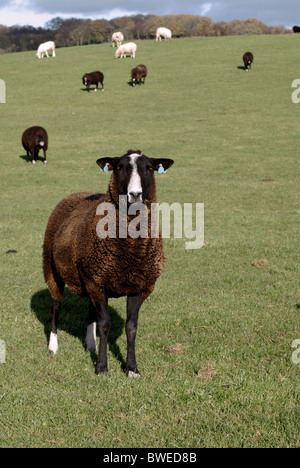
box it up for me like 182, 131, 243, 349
22, 126, 48, 150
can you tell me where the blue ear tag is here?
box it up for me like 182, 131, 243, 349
101, 163, 109, 173
158, 164, 167, 174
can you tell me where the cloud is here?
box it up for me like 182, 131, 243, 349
200, 3, 212, 17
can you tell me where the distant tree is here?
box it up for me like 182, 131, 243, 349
69, 20, 93, 46
270, 25, 291, 34
214, 21, 228, 36
0, 25, 10, 50
89, 20, 110, 43
111, 17, 136, 41
131, 14, 152, 39
55, 18, 84, 47
197, 16, 215, 36
45, 17, 65, 31
243, 18, 269, 35
0, 13, 293, 55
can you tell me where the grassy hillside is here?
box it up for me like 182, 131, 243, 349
0, 35, 299, 448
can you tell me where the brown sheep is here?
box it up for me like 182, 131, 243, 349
131, 64, 148, 86
22, 126, 48, 164
82, 71, 104, 92
43, 149, 174, 377
243, 52, 254, 71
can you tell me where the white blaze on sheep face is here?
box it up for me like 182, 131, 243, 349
127, 153, 143, 204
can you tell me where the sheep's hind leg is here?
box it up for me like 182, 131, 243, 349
126, 294, 142, 378
85, 300, 97, 352
48, 298, 61, 354
48, 277, 64, 355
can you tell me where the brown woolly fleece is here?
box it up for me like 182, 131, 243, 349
22, 126, 48, 163
43, 172, 165, 304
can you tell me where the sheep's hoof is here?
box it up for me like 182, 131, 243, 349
48, 332, 58, 354
128, 370, 140, 379
94, 89, 97, 92
84, 341, 97, 353
95, 364, 108, 375
32, 160, 36, 165
44, 160, 47, 165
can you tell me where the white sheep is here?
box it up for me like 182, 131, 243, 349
156, 27, 172, 42
36, 41, 56, 59
115, 42, 137, 59
112, 32, 124, 48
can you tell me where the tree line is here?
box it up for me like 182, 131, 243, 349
0, 14, 292, 54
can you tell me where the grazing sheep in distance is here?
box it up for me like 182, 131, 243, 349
22, 126, 48, 164
36, 41, 56, 59
243, 52, 254, 71
293, 26, 300, 33
115, 42, 137, 59
131, 64, 148, 86
156, 27, 172, 42
82, 71, 104, 92
43, 149, 174, 376
112, 32, 124, 47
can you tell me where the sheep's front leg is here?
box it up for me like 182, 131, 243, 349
126, 294, 142, 378
92, 295, 111, 374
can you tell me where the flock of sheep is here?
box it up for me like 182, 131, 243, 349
23, 27, 173, 165
23, 29, 253, 377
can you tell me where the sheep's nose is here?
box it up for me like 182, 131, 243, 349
129, 192, 142, 203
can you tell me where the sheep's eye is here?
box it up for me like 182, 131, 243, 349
116, 165, 121, 170
147, 166, 154, 172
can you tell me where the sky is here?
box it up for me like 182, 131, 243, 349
0, 0, 298, 28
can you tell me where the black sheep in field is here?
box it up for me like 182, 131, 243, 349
293, 26, 300, 33
43, 149, 174, 377
131, 64, 148, 86
82, 71, 104, 92
22, 126, 48, 164
243, 52, 254, 71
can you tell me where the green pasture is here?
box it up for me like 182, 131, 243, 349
0, 34, 299, 447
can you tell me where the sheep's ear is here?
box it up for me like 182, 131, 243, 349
151, 158, 174, 173
96, 157, 119, 172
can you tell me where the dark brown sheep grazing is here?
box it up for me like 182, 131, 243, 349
22, 126, 48, 164
43, 149, 174, 376
131, 64, 148, 86
243, 52, 254, 71
82, 71, 104, 92
293, 26, 300, 33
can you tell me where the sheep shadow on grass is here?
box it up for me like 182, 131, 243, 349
31, 288, 126, 372
80, 87, 102, 93
19, 154, 45, 164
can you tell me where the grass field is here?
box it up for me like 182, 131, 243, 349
0, 34, 299, 448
